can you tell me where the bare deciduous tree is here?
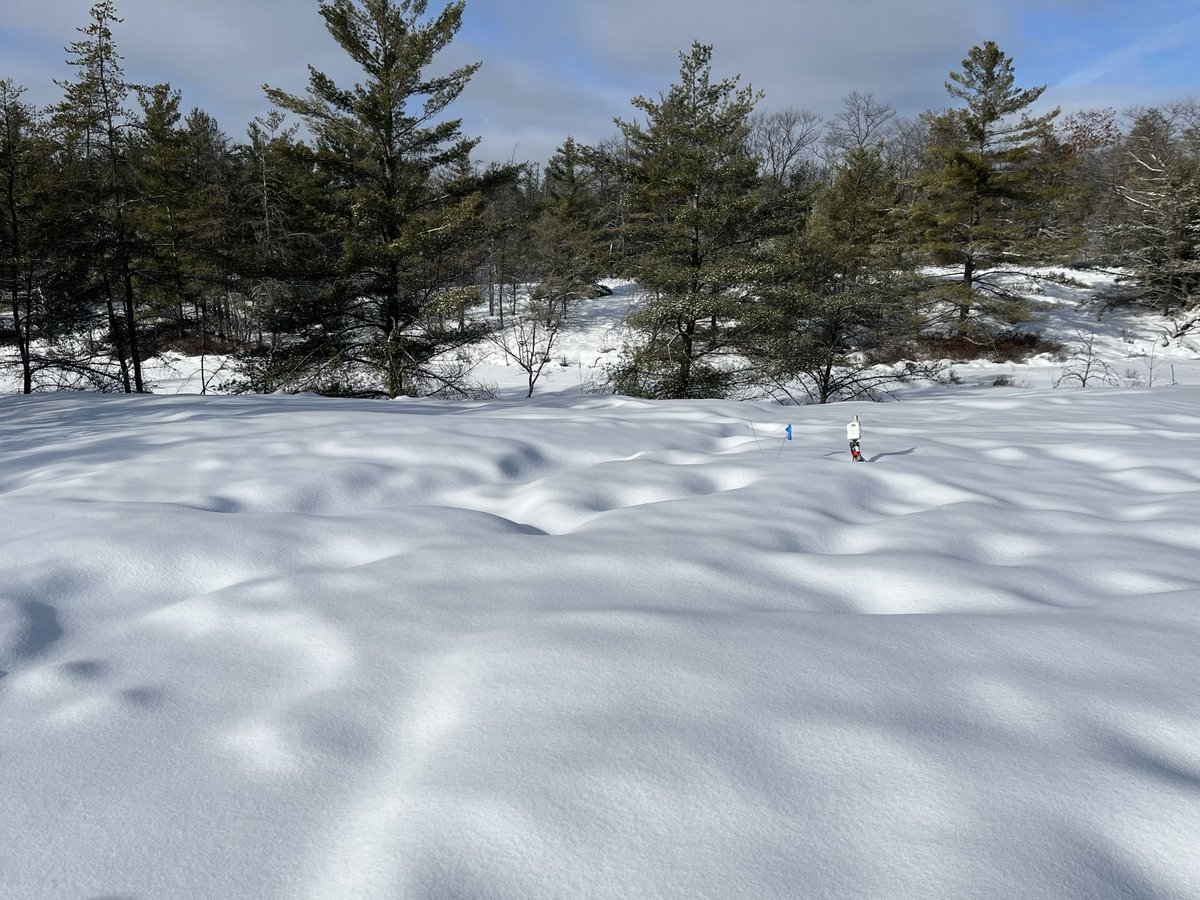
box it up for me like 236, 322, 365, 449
1054, 331, 1123, 387
490, 291, 574, 398
748, 107, 823, 188
882, 115, 930, 184
822, 91, 896, 167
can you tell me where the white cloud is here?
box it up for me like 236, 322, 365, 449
1057, 10, 1200, 88
4, 0, 1196, 162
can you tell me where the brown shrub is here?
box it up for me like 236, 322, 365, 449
918, 329, 1063, 363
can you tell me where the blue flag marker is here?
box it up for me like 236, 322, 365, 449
786, 424, 793, 441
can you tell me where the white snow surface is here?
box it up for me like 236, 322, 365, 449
2, 383, 1200, 899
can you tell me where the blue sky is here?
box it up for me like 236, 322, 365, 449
3, 0, 1198, 163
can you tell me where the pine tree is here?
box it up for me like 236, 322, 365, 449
613, 42, 764, 399
533, 136, 608, 310
129, 83, 191, 349
0, 81, 45, 393
133, 96, 243, 364
264, 0, 491, 397
746, 147, 922, 402
231, 111, 341, 392
586, 134, 635, 267
51, 0, 146, 391
1113, 107, 1200, 326
179, 108, 244, 354
910, 41, 1062, 334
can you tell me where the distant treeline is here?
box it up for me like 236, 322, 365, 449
2, 0, 1197, 400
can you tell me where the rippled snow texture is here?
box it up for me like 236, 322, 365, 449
1, 389, 1199, 899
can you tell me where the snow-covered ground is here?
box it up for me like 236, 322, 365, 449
2, 381, 1200, 898
3, 272, 1200, 898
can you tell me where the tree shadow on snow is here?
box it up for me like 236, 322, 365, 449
869, 448, 916, 463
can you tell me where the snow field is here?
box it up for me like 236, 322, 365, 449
1, 387, 1199, 898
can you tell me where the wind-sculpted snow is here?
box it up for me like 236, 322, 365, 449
1, 389, 1199, 898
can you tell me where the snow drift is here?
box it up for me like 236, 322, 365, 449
1, 387, 1199, 899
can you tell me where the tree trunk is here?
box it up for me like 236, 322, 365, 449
121, 257, 144, 392
3, 159, 33, 393
678, 319, 695, 395
819, 357, 834, 403
104, 276, 132, 393
960, 255, 975, 321
8, 282, 32, 394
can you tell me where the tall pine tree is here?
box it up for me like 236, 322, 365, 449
532, 136, 608, 311
911, 42, 1062, 334
613, 42, 764, 398
0, 81, 45, 393
129, 83, 190, 348
51, 0, 146, 391
264, 0, 493, 397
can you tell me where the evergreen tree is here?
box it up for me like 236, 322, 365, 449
241, 111, 309, 272
231, 112, 342, 391
747, 147, 922, 402
910, 41, 1063, 333
1113, 106, 1200, 325
51, 0, 147, 391
533, 136, 608, 310
0, 81, 47, 393
132, 97, 243, 369
612, 42, 764, 399
129, 83, 191, 349
179, 107, 244, 354
264, 0, 492, 397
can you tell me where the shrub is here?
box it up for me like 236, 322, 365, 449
918, 329, 1062, 363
